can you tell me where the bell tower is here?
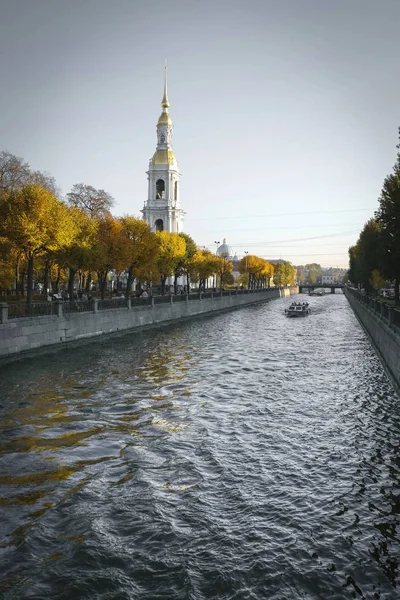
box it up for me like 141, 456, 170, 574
142, 65, 184, 233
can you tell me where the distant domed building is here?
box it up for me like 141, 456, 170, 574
216, 239, 240, 282
217, 239, 234, 259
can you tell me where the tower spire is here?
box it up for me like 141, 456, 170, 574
161, 61, 169, 109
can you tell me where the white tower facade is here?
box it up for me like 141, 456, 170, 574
142, 67, 184, 233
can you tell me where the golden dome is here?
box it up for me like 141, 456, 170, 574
158, 111, 172, 125
152, 149, 177, 166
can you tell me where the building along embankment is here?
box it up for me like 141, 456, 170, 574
345, 286, 400, 393
0, 287, 298, 362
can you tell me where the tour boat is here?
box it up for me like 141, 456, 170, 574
284, 302, 311, 317
309, 289, 325, 296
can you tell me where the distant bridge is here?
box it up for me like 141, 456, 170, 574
299, 283, 344, 294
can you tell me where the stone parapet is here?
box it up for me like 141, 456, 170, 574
345, 287, 400, 394
0, 289, 284, 361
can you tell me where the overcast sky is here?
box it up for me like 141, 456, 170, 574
1, 0, 399, 267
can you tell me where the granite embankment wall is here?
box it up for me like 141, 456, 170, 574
0, 287, 297, 360
345, 287, 400, 392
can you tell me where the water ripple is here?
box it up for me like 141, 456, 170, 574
0, 294, 399, 599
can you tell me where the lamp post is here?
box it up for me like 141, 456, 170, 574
214, 241, 220, 290
244, 251, 248, 289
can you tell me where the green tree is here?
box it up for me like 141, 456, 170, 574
296, 265, 305, 283
273, 261, 296, 287
305, 263, 322, 285
348, 219, 383, 292
348, 245, 361, 287
221, 271, 235, 286
375, 127, 400, 304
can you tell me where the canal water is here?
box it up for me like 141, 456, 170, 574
0, 294, 399, 599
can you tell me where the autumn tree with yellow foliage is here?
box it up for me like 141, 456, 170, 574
0, 185, 77, 305
155, 231, 186, 295
90, 215, 132, 299
216, 255, 233, 291
238, 255, 274, 289
189, 249, 220, 292
173, 232, 197, 293
119, 216, 159, 291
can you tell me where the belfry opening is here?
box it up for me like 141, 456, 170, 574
156, 179, 165, 199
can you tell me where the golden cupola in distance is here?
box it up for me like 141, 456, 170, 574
151, 65, 177, 167
142, 65, 184, 234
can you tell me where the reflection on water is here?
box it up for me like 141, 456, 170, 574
0, 294, 399, 599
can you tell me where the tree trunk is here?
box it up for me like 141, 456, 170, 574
161, 276, 166, 295
27, 254, 34, 307
126, 268, 134, 292
395, 279, 400, 306
85, 272, 92, 293
98, 272, 107, 300
174, 274, 178, 295
20, 271, 25, 297
68, 268, 76, 304
43, 260, 50, 298
186, 272, 190, 293
55, 264, 61, 293
15, 254, 20, 296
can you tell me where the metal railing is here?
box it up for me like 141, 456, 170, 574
346, 286, 400, 331
63, 301, 92, 314
172, 294, 187, 302
130, 296, 152, 307
98, 298, 127, 311
1, 288, 276, 324
8, 302, 56, 319
153, 295, 171, 304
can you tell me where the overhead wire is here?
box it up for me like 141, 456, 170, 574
187, 207, 376, 222
220, 230, 359, 247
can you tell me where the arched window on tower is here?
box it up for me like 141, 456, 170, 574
174, 181, 178, 201
155, 219, 164, 232
160, 134, 165, 143
156, 179, 165, 199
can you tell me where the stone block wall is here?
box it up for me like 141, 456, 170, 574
345, 288, 400, 393
0, 289, 284, 360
